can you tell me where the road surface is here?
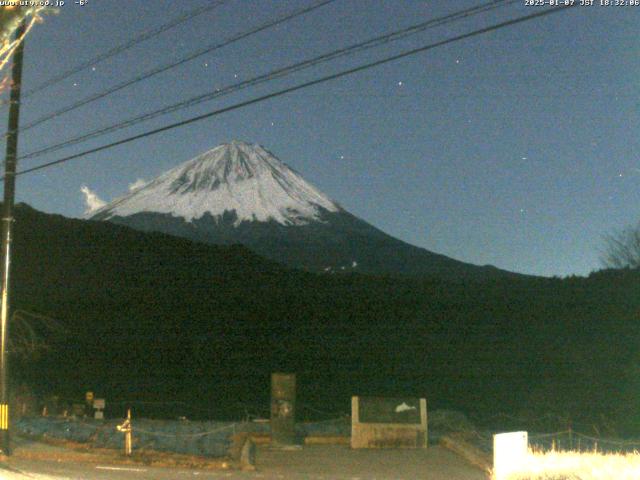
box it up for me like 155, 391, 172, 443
3, 444, 489, 479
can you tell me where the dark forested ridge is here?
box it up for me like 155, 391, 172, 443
100, 209, 519, 280
10, 204, 640, 432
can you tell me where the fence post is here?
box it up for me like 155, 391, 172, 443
125, 409, 132, 456
116, 408, 133, 456
569, 427, 573, 450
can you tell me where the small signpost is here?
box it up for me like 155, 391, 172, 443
93, 398, 105, 420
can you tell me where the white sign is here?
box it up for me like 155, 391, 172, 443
395, 402, 417, 413
93, 398, 106, 410
493, 431, 528, 480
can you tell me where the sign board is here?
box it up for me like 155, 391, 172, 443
93, 398, 105, 410
85, 391, 94, 403
351, 396, 427, 449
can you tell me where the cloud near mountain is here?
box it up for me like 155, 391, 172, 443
80, 185, 106, 214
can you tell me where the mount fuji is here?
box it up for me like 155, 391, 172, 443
91, 140, 511, 279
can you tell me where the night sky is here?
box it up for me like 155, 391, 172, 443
5, 0, 639, 277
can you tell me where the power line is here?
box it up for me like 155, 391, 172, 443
14, 0, 337, 133
11, 5, 576, 179
20, 0, 517, 162
11, 0, 229, 104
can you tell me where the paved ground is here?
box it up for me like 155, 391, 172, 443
256, 444, 489, 480
1, 440, 489, 479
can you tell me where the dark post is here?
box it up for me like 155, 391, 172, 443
270, 373, 296, 447
0, 18, 27, 456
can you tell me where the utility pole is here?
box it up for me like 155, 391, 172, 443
0, 18, 27, 456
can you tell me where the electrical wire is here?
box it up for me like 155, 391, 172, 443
19, 0, 517, 162
10, 5, 576, 179
14, 0, 337, 133
11, 0, 230, 104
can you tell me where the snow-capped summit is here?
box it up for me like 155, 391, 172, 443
92, 140, 340, 226
92, 141, 513, 279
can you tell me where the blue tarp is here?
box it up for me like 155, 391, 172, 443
15, 416, 351, 458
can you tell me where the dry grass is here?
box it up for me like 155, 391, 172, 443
493, 448, 640, 480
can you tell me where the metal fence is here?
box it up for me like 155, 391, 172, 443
529, 430, 640, 454
463, 427, 640, 456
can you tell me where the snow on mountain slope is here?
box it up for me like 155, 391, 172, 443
92, 140, 340, 226
90, 140, 519, 279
